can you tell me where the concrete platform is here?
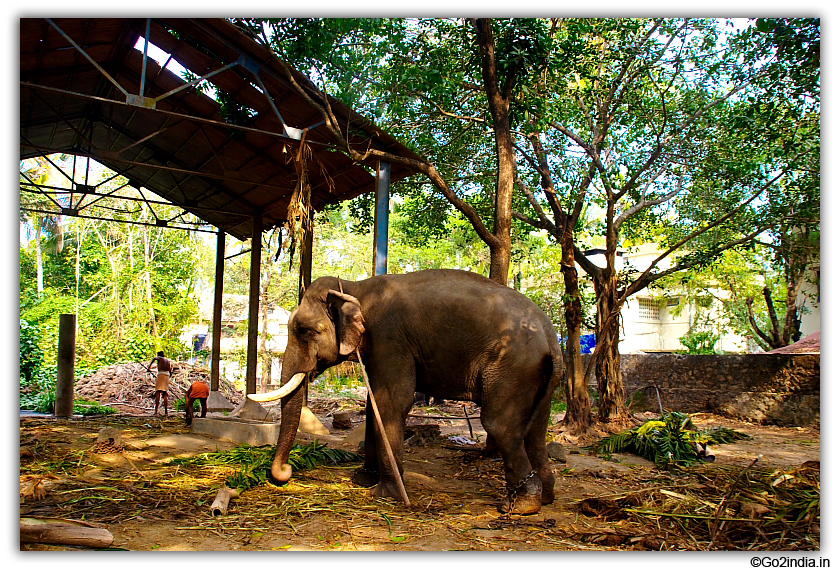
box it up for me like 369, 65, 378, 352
191, 409, 337, 447
192, 416, 282, 447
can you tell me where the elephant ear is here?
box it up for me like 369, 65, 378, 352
327, 290, 365, 356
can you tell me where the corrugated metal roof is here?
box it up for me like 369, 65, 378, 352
20, 17, 421, 240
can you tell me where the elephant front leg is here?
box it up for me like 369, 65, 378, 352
369, 379, 413, 502
352, 395, 380, 488
371, 415, 408, 501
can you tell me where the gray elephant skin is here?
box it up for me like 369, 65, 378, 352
268, 269, 564, 515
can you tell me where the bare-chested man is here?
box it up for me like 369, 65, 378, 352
147, 351, 171, 416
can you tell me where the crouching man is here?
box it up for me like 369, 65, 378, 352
184, 380, 210, 426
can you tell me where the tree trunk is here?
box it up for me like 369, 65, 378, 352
473, 18, 515, 287
592, 215, 631, 424
594, 273, 630, 423
560, 223, 591, 434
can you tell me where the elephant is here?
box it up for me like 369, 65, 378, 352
252, 269, 564, 515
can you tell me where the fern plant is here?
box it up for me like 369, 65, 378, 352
591, 412, 750, 468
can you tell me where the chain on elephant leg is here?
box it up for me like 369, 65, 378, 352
352, 466, 379, 488
498, 470, 542, 515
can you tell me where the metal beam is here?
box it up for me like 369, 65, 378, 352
373, 160, 391, 276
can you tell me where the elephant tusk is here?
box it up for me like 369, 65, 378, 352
247, 372, 306, 402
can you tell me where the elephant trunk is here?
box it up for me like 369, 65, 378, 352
270, 373, 306, 484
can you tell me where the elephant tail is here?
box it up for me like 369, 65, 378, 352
524, 350, 564, 436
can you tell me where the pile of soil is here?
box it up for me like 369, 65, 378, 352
75, 362, 243, 413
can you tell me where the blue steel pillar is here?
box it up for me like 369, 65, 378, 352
373, 161, 391, 276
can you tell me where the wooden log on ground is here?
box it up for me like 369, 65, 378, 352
20, 517, 114, 548
210, 486, 240, 516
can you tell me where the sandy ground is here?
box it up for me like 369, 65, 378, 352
19, 400, 820, 551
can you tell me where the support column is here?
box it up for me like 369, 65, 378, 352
373, 160, 391, 276
245, 213, 263, 395
207, 229, 234, 413
210, 230, 225, 392
298, 210, 314, 406
55, 314, 76, 418
298, 209, 314, 302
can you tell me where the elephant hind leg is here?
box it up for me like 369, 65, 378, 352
524, 396, 555, 505
481, 415, 543, 515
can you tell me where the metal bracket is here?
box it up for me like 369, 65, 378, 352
126, 94, 157, 109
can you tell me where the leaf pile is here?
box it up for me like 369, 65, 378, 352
171, 442, 363, 491
578, 461, 820, 550
590, 412, 751, 468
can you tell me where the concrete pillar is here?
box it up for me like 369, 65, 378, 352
245, 213, 263, 395
55, 314, 76, 418
373, 160, 391, 276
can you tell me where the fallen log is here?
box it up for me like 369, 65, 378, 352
210, 486, 240, 516
20, 517, 114, 548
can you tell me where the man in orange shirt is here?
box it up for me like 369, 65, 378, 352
184, 380, 210, 426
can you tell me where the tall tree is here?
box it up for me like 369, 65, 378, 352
247, 18, 818, 433
512, 18, 818, 428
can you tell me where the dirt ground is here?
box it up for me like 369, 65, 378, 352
19, 398, 820, 552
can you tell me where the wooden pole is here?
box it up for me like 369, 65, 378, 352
55, 314, 76, 418
372, 160, 390, 276
355, 348, 410, 507
245, 213, 262, 395
210, 230, 225, 392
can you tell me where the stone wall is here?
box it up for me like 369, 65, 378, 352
582, 353, 820, 427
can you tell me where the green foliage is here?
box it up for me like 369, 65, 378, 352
590, 412, 751, 468
20, 160, 200, 370
679, 330, 722, 355
73, 399, 118, 416
171, 442, 363, 491
20, 319, 43, 385
312, 363, 363, 397
20, 385, 55, 414
175, 397, 201, 412
19, 389, 116, 416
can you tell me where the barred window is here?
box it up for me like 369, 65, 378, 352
638, 298, 661, 321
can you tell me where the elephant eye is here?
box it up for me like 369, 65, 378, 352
296, 323, 318, 336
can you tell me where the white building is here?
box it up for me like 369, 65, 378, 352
584, 243, 752, 354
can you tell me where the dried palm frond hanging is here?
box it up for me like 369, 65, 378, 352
284, 131, 313, 269
281, 131, 336, 270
